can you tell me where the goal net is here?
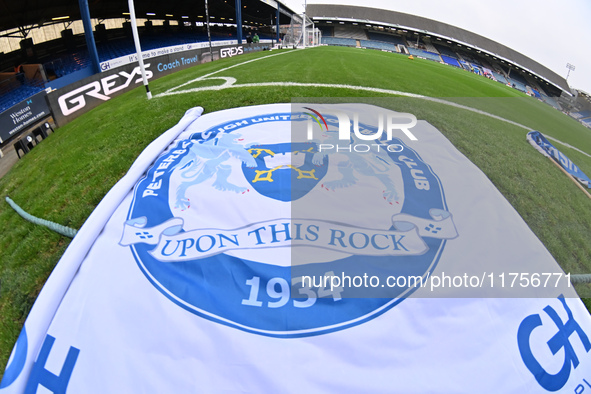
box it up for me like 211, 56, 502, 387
281, 14, 321, 48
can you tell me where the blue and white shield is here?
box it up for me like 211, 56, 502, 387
242, 142, 328, 202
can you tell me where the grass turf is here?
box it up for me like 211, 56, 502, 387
1, 45, 591, 373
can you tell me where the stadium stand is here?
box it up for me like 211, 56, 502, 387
458, 52, 481, 66
478, 58, 495, 71
440, 55, 461, 68
421, 41, 439, 54
492, 71, 508, 84
367, 31, 406, 46
398, 45, 409, 55
527, 80, 549, 97
44, 51, 91, 79
0, 81, 45, 113
0, 72, 46, 113
470, 63, 482, 74
508, 78, 528, 92
333, 24, 367, 40
318, 25, 333, 37
507, 71, 528, 85
359, 40, 399, 52
321, 37, 357, 47
571, 110, 591, 119
541, 93, 561, 109
458, 60, 472, 71
433, 43, 458, 59
407, 48, 442, 62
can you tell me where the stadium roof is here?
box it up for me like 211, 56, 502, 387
0, 0, 295, 37
307, 4, 570, 93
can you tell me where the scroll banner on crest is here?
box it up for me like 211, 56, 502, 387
2, 104, 591, 393
527, 130, 591, 188
119, 210, 459, 261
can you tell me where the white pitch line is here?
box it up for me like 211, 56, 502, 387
161, 80, 528, 127
161, 49, 300, 95
158, 66, 591, 159
159, 81, 425, 99
543, 136, 591, 158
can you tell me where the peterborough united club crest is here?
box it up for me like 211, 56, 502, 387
121, 105, 458, 337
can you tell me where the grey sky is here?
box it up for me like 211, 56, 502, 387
282, 0, 591, 95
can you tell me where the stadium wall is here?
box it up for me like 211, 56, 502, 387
47, 43, 268, 127
307, 4, 570, 93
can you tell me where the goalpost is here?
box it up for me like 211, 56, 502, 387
281, 13, 321, 48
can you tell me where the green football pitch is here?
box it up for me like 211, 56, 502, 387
1, 45, 590, 372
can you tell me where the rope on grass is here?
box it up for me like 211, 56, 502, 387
571, 274, 591, 284
5, 196, 78, 238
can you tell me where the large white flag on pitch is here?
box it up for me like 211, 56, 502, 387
2, 103, 590, 393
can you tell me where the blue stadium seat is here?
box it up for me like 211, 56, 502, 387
507, 78, 527, 92
541, 94, 560, 109
359, 40, 398, 52
407, 48, 441, 62
492, 71, 508, 84
441, 55, 461, 68
572, 110, 591, 119
367, 32, 406, 46
40, 31, 240, 81
0, 82, 45, 114
322, 37, 357, 47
